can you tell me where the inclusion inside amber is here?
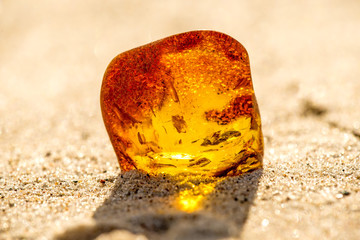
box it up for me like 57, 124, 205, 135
101, 31, 263, 176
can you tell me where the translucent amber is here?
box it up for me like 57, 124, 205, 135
101, 31, 264, 176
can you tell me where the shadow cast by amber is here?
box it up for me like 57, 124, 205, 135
56, 169, 262, 240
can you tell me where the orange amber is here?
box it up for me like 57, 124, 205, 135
101, 31, 264, 176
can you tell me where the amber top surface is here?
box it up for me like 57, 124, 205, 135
102, 31, 252, 124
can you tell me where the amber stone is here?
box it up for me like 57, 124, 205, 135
101, 31, 264, 176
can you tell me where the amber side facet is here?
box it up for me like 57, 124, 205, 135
101, 31, 264, 176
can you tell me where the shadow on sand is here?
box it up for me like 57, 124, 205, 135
56, 169, 262, 240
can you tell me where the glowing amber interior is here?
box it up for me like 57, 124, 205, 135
101, 31, 263, 176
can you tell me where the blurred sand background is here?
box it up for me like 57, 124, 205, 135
1, 0, 360, 239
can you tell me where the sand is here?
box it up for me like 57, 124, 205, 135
0, 0, 360, 239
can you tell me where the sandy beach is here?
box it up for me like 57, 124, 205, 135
1, 0, 360, 239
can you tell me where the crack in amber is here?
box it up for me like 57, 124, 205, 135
101, 30, 264, 176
